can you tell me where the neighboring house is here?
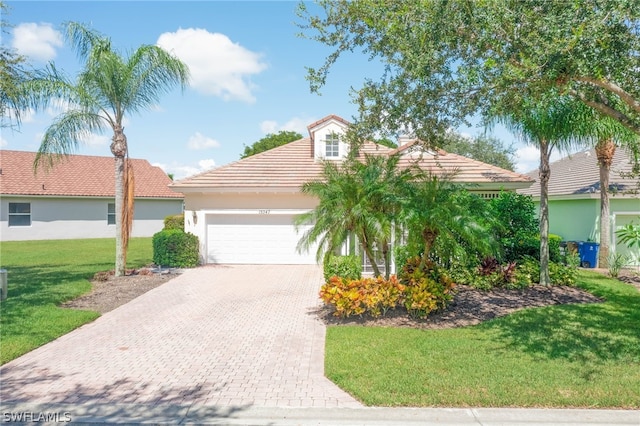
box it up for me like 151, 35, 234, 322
1, 150, 183, 241
170, 115, 533, 269
518, 148, 640, 266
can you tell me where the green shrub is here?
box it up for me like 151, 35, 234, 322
163, 214, 184, 231
323, 254, 362, 281
548, 233, 563, 263
515, 257, 577, 286
319, 275, 405, 318
152, 229, 199, 268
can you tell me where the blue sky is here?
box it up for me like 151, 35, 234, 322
3, 1, 555, 179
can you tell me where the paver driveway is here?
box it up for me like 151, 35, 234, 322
0, 265, 361, 409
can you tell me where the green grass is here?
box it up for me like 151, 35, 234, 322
0, 238, 153, 364
325, 270, 640, 408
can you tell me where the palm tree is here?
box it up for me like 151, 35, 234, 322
497, 95, 585, 285
22, 22, 189, 276
572, 113, 638, 269
296, 153, 410, 278
401, 170, 495, 269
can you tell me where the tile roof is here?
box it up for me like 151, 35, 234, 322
392, 140, 533, 186
518, 147, 640, 197
170, 138, 392, 192
171, 136, 533, 193
1, 150, 182, 198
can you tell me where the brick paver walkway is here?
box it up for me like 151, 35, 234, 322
0, 265, 361, 409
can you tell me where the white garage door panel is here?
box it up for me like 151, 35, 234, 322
207, 214, 317, 264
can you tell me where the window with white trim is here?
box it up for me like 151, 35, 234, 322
107, 203, 116, 225
325, 133, 340, 158
8, 202, 31, 227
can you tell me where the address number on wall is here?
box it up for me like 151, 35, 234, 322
258, 209, 271, 214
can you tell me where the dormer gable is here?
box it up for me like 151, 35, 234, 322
307, 114, 351, 161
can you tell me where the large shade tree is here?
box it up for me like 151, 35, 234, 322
298, 0, 640, 145
22, 22, 189, 276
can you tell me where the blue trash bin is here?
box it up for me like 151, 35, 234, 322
578, 242, 599, 268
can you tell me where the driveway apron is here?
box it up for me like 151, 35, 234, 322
0, 265, 362, 408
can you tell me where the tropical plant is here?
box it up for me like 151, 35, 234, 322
616, 222, 640, 269
608, 252, 630, 278
401, 171, 496, 269
296, 153, 411, 278
22, 22, 189, 275
497, 94, 587, 285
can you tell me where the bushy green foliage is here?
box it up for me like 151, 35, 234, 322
320, 275, 405, 318
163, 214, 184, 231
323, 254, 362, 281
489, 192, 539, 262
241, 131, 303, 158
548, 233, 563, 263
152, 229, 199, 268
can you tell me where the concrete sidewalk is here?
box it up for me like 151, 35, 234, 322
1, 402, 638, 425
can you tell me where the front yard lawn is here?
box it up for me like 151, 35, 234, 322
325, 270, 640, 408
0, 238, 152, 364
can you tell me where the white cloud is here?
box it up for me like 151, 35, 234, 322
0, 136, 7, 147
260, 120, 278, 134
157, 28, 267, 103
514, 145, 564, 173
79, 132, 109, 148
154, 158, 217, 180
260, 116, 315, 135
187, 132, 220, 150
12, 22, 63, 62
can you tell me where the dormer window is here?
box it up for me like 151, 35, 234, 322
325, 133, 340, 158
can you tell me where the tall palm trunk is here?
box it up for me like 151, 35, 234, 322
539, 140, 551, 286
596, 139, 616, 269
111, 124, 128, 276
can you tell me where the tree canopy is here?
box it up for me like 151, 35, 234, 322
241, 130, 303, 158
298, 0, 640, 141
441, 133, 515, 171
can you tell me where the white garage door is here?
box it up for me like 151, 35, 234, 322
206, 214, 318, 264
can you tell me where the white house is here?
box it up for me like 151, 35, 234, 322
1, 150, 183, 241
170, 115, 534, 268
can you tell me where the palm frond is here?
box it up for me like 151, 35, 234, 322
34, 110, 106, 172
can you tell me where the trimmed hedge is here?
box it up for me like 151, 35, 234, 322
152, 229, 199, 268
163, 214, 184, 231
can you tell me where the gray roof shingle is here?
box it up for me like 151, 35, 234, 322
518, 148, 640, 197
